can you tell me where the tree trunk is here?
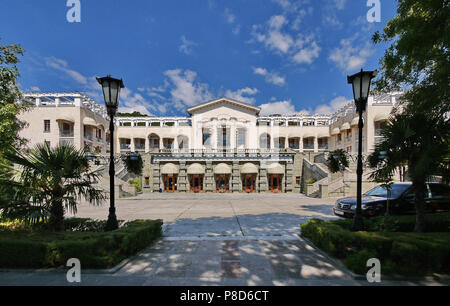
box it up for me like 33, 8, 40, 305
49, 200, 65, 232
413, 178, 426, 232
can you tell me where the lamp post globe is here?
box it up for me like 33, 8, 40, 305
97, 75, 125, 231
347, 69, 377, 231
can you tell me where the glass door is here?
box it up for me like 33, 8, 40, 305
242, 175, 256, 193
215, 175, 230, 193
269, 175, 283, 193
164, 175, 177, 192
190, 175, 204, 193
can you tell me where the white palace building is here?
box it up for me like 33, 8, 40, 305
18, 92, 402, 195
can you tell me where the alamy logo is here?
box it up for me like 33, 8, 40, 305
366, 258, 381, 283
66, 0, 81, 23
367, 0, 381, 23
66, 258, 81, 283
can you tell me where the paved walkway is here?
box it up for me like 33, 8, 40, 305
1, 194, 447, 286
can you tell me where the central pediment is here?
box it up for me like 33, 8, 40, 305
187, 97, 261, 116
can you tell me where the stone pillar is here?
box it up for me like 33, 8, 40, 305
131, 138, 135, 152
159, 138, 164, 150
259, 164, 268, 192
232, 161, 241, 193
285, 161, 294, 192
319, 184, 328, 198
314, 137, 319, 153
35, 98, 41, 106
55, 98, 60, 107
152, 161, 161, 192
178, 161, 187, 192
300, 137, 304, 153
205, 161, 214, 192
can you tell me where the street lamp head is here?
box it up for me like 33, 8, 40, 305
347, 69, 378, 112
129, 152, 139, 161
379, 151, 388, 160
96, 75, 125, 117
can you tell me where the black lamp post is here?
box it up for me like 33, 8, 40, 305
347, 69, 377, 231
97, 75, 125, 231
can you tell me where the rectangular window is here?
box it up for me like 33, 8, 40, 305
296, 177, 301, 187
144, 177, 150, 187
44, 120, 51, 133
237, 129, 246, 147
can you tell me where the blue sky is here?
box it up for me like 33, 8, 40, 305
0, 0, 397, 116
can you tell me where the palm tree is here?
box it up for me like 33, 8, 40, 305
368, 111, 450, 232
0, 144, 106, 231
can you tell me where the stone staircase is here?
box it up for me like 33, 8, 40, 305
90, 158, 137, 198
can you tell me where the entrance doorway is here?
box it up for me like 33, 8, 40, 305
215, 175, 230, 193
269, 175, 283, 193
189, 175, 204, 193
242, 174, 257, 193
163, 175, 177, 192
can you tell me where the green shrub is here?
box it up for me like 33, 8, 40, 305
305, 178, 316, 184
129, 178, 142, 193
300, 218, 450, 276
0, 219, 162, 269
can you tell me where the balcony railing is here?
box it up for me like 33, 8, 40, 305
155, 148, 294, 158
120, 144, 131, 151
59, 137, 74, 146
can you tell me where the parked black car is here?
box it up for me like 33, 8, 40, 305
333, 182, 450, 218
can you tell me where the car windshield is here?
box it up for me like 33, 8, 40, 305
365, 184, 411, 199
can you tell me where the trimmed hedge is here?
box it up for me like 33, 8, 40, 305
301, 218, 450, 276
0, 219, 162, 269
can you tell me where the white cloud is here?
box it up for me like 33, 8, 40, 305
253, 67, 286, 86
259, 100, 296, 116
30, 86, 40, 92
313, 96, 351, 115
292, 35, 321, 64
333, 0, 347, 10
45, 57, 87, 85
224, 8, 235, 24
329, 36, 375, 73
118, 88, 155, 116
252, 13, 320, 65
179, 36, 198, 55
225, 87, 259, 104
164, 69, 213, 109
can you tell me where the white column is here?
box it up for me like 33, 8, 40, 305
314, 137, 319, 153
174, 137, 179, 150
131, 138, 135, 152
300, 137, 304, 152
35, 98, 41, 106
55, 98, 60, 107
145, 138, 149, 153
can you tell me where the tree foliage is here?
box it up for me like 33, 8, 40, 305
0, 144, 106, 232
0, 38, 28, 160
123, 153, 143, 176
372, 0, 450, 115
368, 112, 450, 231
327, 149, 350, 174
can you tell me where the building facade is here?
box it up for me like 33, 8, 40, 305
18, 92, 402, 194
